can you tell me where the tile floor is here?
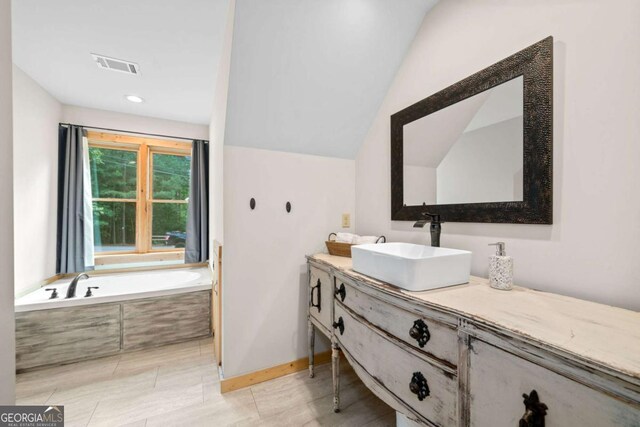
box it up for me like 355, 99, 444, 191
16, 337, 395, 426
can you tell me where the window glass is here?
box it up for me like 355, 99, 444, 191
152, 153, 191, 200
89, 147, 137, 199
87, 137, 192, 260
92, 201, 136, 253
152, 203, 188, 249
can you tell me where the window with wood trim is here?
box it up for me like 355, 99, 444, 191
87, 132, 191, 265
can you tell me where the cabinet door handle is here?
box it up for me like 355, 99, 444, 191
335, 283, 346, 302
332, 317, 344, 335
519, 390, 548, 427
409, 372, 430, 401
310, 279, 321, 311
409, 319, 431, 348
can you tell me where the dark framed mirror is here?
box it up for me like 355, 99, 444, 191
391, 36, 553, 224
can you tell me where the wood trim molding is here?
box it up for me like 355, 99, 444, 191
86, 131, 192, 151
213, 240, 222, 365
220, 351, 333, 394
94, 251, 185, 266
42, 262, 209, 286
43, 274, 65, 286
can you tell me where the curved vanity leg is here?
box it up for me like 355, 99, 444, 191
332, 340, 340, 413
308, 317, 315, 378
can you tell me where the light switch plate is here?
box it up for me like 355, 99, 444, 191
341, 213, 351, 228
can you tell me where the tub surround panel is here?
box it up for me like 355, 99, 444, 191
123, 291, 211, 350
15, 291, 212, 372
16, 303, 121, 371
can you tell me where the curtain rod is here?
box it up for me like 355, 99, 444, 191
59, 123, 208, 143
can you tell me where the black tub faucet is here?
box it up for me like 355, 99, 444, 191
44, 288, 58, 299
66, 273, 89, 299
413, 212, 443, 247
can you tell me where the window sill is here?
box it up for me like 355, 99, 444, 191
94, 251, 185, 267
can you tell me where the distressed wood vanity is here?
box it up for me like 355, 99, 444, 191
307, 253, 640, 426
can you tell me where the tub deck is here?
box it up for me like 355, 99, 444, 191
15, 267, 212, 312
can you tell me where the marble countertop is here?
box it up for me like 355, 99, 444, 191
308, 253, 640, 381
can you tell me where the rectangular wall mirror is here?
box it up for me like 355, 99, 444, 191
391, 37, 553, 224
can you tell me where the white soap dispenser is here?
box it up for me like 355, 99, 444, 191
488, 242, 513, 290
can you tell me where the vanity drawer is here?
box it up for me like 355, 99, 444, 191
337, 279, 457, 366
309, 265, 332, 332
335, 302, 457, 426
469, 339, 640, 426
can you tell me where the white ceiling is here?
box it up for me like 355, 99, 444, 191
225, 0, 438, 159
12, 0, 230, 124
12, 0, 438, 155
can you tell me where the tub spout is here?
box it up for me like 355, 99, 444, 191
66, 273, 89, 299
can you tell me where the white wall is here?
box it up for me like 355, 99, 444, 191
62, 105, 209, 141
0, 0, 15, 404
209, 0, 236, 248
437, 117, 523, 204
222, 146, 355, 377
404, 165, 436, 206
12, 65, 62, 297
356, 0, 640, 310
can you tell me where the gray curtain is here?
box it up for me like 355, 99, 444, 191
185, 140, 210, 263
56, 125, 88, 273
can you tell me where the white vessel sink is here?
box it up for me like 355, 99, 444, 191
351, 242, 471, 291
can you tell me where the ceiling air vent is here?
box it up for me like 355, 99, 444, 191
91, 53, 140, 76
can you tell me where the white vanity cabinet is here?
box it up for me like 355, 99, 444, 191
308, 265, 333, 333
335, 302, 458, 426
335, 277, 458, 367
307, 254, 640, 426
468, 339, 640, 426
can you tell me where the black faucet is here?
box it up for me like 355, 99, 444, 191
413, 212, 443, 247
44, 288, 59, 299
66, 273, 89, 299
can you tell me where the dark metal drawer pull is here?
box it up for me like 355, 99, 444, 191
409, 372, 430, 401
409, 319, 431, 348
310, 279, 321, 311
335, 283, 346, 302
520, 390, 548, 427
333, 317, 344, 335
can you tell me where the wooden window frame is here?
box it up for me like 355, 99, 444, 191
87, 131, 192, 264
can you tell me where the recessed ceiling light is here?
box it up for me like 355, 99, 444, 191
125, 95, 144, 103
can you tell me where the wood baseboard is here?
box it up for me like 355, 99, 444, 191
220, 351, 332, 394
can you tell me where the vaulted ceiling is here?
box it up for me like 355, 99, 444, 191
224, 0, 438, 158
12, 0, 438, 157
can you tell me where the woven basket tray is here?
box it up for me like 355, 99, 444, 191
325, 240, 354, 257
325, 233, 385, 258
